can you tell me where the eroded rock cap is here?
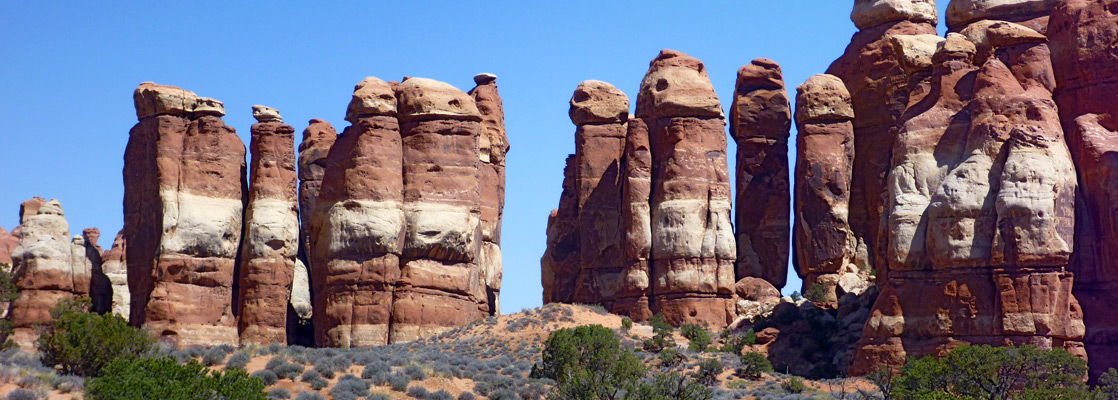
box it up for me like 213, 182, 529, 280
635, 49, 724, 120
252, 105, 282, 123
345, 77, 397, 122
133, 82, 225, 120
852, 0, 939, 30
395, 77, 481, 122
569, 80, 630, 125
795, 74, 854, 122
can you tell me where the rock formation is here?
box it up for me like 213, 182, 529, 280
827, 0, 939, 284
101, 231, 129, 319
469, 73, 508, 315
946, 0, 1058, 33
237, 105, 299, 345
0, 227, 17, 267
852, 28, 1085, 374
84, 227, 111, 314
730, 59, 791, 289
124, 82, 245, 348
6, 198, 97, 349
541, 156, 582, 306
1049, 0, 1118, 380
792, 74, 861, 305
310, 76, 406, 348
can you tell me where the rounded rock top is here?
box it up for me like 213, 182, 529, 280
569, 80, 630, 125
474, 73, 498, 85
851, 0, 938, 30
252, 105, 282, 123
891, 34, 947, 73
346, 77, 397, 122
635, 49, 724, 120
395, 77, 481, 122
736, 58, 786, 92
133, 82, 225, 120
795, 74, 854, 123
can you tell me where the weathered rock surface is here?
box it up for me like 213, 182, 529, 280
124, 82, 244, 348
469, 73, 508, 315
101, 231, 129, 319
0, 227, 16, 267
294, 118, 335, 344
730, 59, 791, 290
852, 29, 1085, 375
237, 106, 299, 345
541, 156, 582, 306
84, 227, 111, 314
828, 1, 939, 283
1049, 0, 1118, 380
946, 0, 1058, 33
793, 74, 862, 306
7, 198, 97, 349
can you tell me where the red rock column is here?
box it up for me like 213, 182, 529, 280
310, 77, 404, 347
7, 198, 93, 349
236, 106, 298, 345
828, 0, 939, 281
125, 82, 244, 348
619, 116, 654, 321
853, 30, 1086, 375
637, 50, 736, 327
730, 59, 792, 289
85, 228, 112, 315
392, 77, 488, 342
469, 73, 509, 315
541, 156, 581, 305
101, 231, 129, 319
1050, 0, 1118, 380
793, 74, 858, 305
567, 81, 628, 307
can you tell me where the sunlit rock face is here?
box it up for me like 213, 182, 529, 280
469, 73, 508, 316
1049, 0, 1118, 381
852, 28, 1085, 375
237, 106, 299, 345
124, 82, 244, 348
8, 198, 99, 349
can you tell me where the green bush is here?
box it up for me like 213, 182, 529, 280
790, 291, 802, 302
0, 264, 20, 350
890, 344, 1094, 399
658, 348, 683, 368
36, 297, 154, 377
718, 329, 756, 354
621, 317, 633, 331
533, 325, 646, 399
804, 284, 828, 303
680, 324, 711, 352
693, 358, 722, 385
782, 375, 805, 393
736, 352, 772, 380
87, 357, 268, 400
623, 373, 711, 400
642, 313, 676, 353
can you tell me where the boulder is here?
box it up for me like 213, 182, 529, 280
946, 0, 1059, 33
730, 59, 791, 289
237, 107, 299, 345
124, 82, 244, 348
852, 0, 938, 30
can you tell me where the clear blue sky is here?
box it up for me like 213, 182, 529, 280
0, 2, 951, 313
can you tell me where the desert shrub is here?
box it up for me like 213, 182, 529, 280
52, 375, 84, 393
293, 393, 325, 400
250, 369, 279, 386
332, 374, 371, 398
789, 291, 802, 301
5, 388, 37, 400
407, 385, 429, 399
0, 266, 19, 351
681, 324, 712, 352
369, 395, 392, 400
736, 352, 772, 380
804, 284, 828, 303
718, 329, 756, 355
1100, 368, 1118, 399
404, 364, 427, 380
390, 372, 411, 391
264, 355, 286, 371
299, 369, 320, 382
489, 389, 518, 400
87, 357, 267, 400
642, 313, 677, 353
313, 361, 336, 379
16, 375, 40, 388
457, 392, 476, 400
659, 348, 684, 369
36, 297, 154, 377
694, 358, 723, 386
535, 325, 646, 399
362, 360, 391, 379
621, 317, 633, 331
890, 344, 1095, 399
624, 373, 711, 400
226, 351, 251, 370
781, 376, 805, 394
267, 387, 291, 400
429, 389, 454, 400
309, 376, 328, 390
202, 347, 228, 366
273, 362, 304, 380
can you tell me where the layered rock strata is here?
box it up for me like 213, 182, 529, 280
947, 0, 1058, 33
730, 59, 791, 289
7, 198, 97, 349
124, 82, 245, 348
1049, 0, 1118, 380
469, 73, 508, 315
237, 106, 299, 345
827, 0, 939, 283
792, 74, 860, 305
852, 30, 1085, 374
101, 231, 129, 319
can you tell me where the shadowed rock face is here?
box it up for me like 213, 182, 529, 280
852, 29, 1085, 375
124, 82, 244, 348
828, 0, 939, 284
237, 107, 299, 345
310, 76, 500, 347
946, 0, 1058, 33
793, 74, 861, 306
731, 59, 791, 290
1049, 0, 1118, 381
100, 231, 129, 319
7, 198, 99, 349
543, 50, 736, 328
